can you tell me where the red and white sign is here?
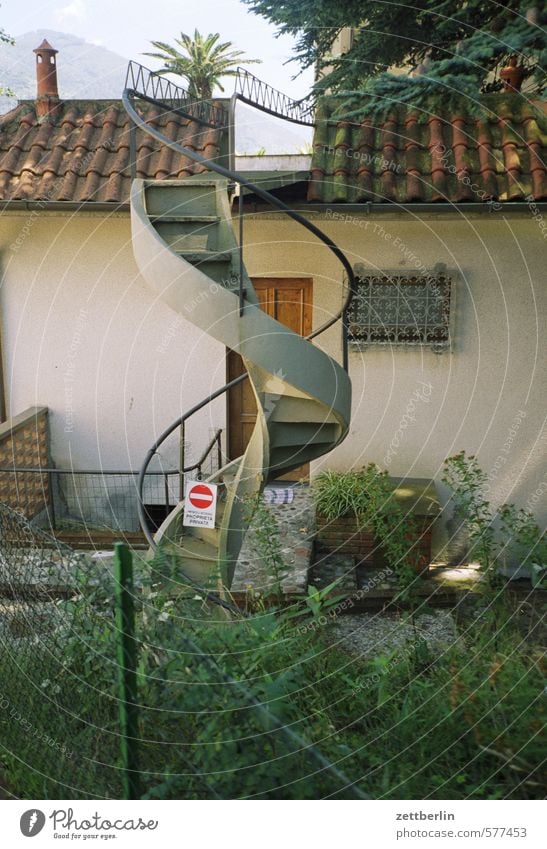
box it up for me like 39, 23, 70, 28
183, 480, 218, 528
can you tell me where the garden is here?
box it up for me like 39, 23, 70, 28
0, 453, 545, 800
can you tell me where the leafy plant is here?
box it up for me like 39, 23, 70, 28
285, 580, 346, 621
443, 452, 546, 586
144, 29, 261, 99
243, 494, 291, 604
443, 452, 497, 583
3, 547, 545, 800
312, 465, 419, 596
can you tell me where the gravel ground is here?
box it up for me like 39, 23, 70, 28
325, 610, 459, 658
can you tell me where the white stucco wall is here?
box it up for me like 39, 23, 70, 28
0, 212, 227, 481
1, 206, 545, 543
242, 209, 547, 532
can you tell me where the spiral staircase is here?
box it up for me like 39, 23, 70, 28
123, 65, 354, 599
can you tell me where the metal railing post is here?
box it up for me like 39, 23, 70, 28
129, 122, 137, 181
47, 469, 57, 531
216, 430, 222, 473
179, 421, 185, 501
228, 92, 238, 173
163, 473, 170, 514
113, 542, 140, 800
342, 308, 349, 373
238, 189, 245, 315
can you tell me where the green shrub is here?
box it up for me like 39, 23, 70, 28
312, 465, 418, 594
443, 451, 547, 584
2, 515, 544, 800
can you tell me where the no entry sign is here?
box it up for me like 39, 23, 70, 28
183, 480, 218, 529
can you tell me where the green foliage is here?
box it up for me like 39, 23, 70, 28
144, 29, 261, 99
2, 541, 544, 799
0, 8, 14, 97
244, 0, 547, 115
312, 465, 418, 595
0, 566, 125, 798
286, 580, 347, 620
243, 494, 291, 604
443, 452, 498, 583
443, 451, 546, 585
0, 6, 13, 46
311, 597, 546, 799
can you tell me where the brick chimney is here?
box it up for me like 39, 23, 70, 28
500, 55, 526, 93
33, 39, 60, 118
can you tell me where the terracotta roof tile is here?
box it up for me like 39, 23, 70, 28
308, 94, 547, 204
0, 98, 227, 204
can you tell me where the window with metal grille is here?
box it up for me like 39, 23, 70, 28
347, 271, 452, 350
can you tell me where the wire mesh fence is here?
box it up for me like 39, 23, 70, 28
0, 504, 367, 800
0, 430, 223, 542
0, 502, 125, 798
0, 467, 179, 535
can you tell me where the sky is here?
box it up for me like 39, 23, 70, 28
0, 0, 314, 99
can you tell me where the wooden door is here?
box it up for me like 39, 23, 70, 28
227, 278, 313, 480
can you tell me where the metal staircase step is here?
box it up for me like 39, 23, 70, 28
144, 183, 218, 217
176, 250, 232, 262
130, 173, 351, 595
145, 179, 223, 187
271, 396, 338, 423
270, 421, 338, 448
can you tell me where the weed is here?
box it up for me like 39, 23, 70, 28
443, 452, 546, 586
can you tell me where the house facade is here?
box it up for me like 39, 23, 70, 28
0, 42, 546, 551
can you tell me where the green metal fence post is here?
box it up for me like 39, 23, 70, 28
113, 542, 140, 799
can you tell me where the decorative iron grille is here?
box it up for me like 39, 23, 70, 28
347, 272, 452, 350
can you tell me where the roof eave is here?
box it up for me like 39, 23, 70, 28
0, 199, 129, 213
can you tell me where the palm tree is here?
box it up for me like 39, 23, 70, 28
144, 30, 261, 99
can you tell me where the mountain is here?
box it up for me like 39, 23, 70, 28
0, 29, 128, 106
234, 103, 312, 155
0, 29, 311, 153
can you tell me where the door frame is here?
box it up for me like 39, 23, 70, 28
226, 276, 314, 467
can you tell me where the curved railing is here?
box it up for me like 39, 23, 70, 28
233, 66, 315, 125
123, 76, 356, 598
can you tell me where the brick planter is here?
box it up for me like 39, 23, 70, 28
313, 477, 441, 576
316, 512, 434, 574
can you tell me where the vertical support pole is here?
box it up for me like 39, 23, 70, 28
47, 469, 57, 531
217, 430, 222, 473
129, 122, 137, 181
179, 421, 185, 502
114, 542, 140, 800
342, 309, 349, 373
163, 473, 170, 518
238, 190, 245, 316
228, 93, 237, 174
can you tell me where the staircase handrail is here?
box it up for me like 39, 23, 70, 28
233, 66, 315, 126
123, 79, 355, 552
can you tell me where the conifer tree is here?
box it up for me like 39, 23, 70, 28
244, 1, 546, 115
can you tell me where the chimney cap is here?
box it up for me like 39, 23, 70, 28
33, 38, 58, 55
